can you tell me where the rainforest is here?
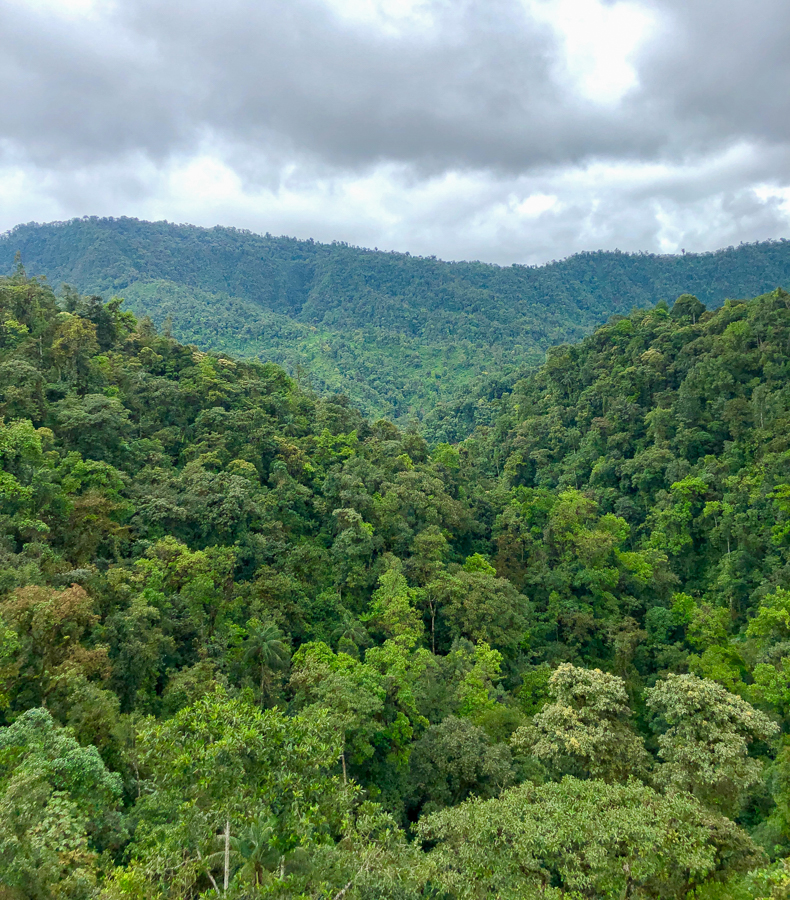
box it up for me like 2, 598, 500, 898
5, 218, 790, 433
3, 250, 790, 898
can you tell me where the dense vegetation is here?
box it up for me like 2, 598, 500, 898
5, 217, 790, 429
4, 261, 790, 898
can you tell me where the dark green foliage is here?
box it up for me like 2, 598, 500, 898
5, 218, 790, 427
3, 265, 790, 896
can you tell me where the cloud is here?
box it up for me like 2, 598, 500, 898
0, 0, 789, 262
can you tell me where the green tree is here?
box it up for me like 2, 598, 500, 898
129, 687, 348, 897
241, 618, 289, 707
363, 561, 423, 646
670, 293, 706, 323
419, 776, 760, 900
0, 708, 123, 900
432, 568, 528, 654
0, 583, 107, 710
646, 673, 779, 815
512, 663, 648, 782
407, 715, 513, 817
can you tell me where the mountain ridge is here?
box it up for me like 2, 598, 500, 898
4, 216, 790, 426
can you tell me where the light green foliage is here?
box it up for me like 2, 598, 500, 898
0, 618, 19, 708
461, 552, 496, 575
0, 708, 123, 900
512, 663, 648, 782
747, 591, 790, 715
290, 641, 386, 771
456, 640, 503, 720
419, 776, 760, 900
363, 562, 424, 646
748, 588, 790, 642
646, 673, 779, 815
129, 688, 348, 897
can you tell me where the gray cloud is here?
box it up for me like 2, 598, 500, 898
638, 0, 790, 149
0, 0, 789, 261
0, 0, 696, 170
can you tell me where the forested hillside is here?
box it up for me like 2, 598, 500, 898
4, 264, 790, 898
4, 217, 790, 426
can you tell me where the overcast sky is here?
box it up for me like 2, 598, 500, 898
1, 0, 789, 264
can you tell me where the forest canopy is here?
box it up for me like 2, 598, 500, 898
5, 217, 790, 429
3, 263, 790, 897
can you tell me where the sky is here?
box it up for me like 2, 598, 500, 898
1, 0, 789, 264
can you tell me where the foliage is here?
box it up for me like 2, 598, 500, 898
128, 689, 348, 897
5, 218, 790, 428
419, 776, 761, 899
1, 266, 790, 893
0, 708, 123, 899
511, 662, 648, 782
646, 673, 778, 815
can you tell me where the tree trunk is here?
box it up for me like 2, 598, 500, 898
223, 819, 230, 894
196, 848, 220, 895
333, 881, 353, 900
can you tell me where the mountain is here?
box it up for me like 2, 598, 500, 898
3, 216, 790, 426
2, 265, 790, 897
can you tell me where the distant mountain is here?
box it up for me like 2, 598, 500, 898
3, 216, 790, 425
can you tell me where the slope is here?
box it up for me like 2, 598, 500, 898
3, 216, 790, 424
2, 270, 790, 894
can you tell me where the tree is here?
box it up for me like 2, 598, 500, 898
419, 776, 761, 900
0, 708, 123, 900
50, 314, 99, 392
0, 618, 19, 709
670, 293, 706, 323
363, 561, 423, 646
406, 715, 513, 817
129, 687, 349, 897
452, 639, 505, 721
512, 663, 648, 782
748, 590, 790, 717
241, 617, 289, 707
432, 567, 528, 654
0, 583, 107, 710
646, 673, 779, 815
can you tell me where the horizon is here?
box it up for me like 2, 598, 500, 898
4, 214, 789, 272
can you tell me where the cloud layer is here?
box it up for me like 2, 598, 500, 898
1, 0, 789, 263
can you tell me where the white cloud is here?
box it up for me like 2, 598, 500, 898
524, 0, 656, 103
516, 193, 559, 217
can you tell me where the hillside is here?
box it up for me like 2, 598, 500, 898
3, 266, 790, 897
4, 217, 790, 426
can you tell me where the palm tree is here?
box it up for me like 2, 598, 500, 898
230, 816, 312, 887
230, 818, 278, 887
243, 618, 289, 706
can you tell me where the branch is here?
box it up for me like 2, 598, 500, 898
333, 881, 353, 900
196, 848, 221, 895
332, 844, 383, 900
